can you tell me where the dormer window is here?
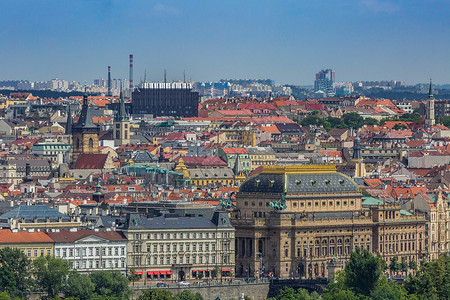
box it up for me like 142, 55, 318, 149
325, 180, 330, 186
254, 179, 260, 187
268, 180, 275, 187
296, 180, 301, 186
311, 180, 316, 187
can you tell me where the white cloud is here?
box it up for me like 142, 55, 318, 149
152, 3, 181, 16
359, 0, 400, 14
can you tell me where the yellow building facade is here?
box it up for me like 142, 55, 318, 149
0, 229, 54, 259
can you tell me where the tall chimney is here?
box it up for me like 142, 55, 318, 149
107, 66, 111, 97
129, 54, 134, 91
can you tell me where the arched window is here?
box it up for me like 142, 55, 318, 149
285, 249, 289, 257
89, 138, 93, 148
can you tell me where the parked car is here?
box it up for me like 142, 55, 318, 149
177, 281, 191, 286
156, 282, 169, 288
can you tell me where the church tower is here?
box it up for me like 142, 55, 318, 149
113, 86, 131, 147
351, 131, 366, 178
71, 85, 100, 165
425, 78, 435, 127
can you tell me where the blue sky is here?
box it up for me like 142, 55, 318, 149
1, 0, 449, 85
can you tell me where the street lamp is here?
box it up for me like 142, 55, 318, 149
256, 252, 264, 280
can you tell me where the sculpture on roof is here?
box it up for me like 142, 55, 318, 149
219, 192, 236, 209
269, 192, 287, 210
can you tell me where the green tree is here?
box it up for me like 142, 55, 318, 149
138, 289, 174, 300
401, 257, 409, 275
128, 269, 140, 287
64, 272, 95, 300
342, 112, 364, 129
364, 117, 379, 126
0, 265, 16, 296
326, 117, 345, 129
344, 247, 382, 296
301, 115, 320, 126
174, 290, 204, 300
0, 292, 10, 300
0, 247, 32, 298
321, 289, 358, 300
33, 255, 71, 298
371, 277, 408, 300
439, 116, 450, 128
393, 124, 408, 130
196, 272, 204, 280
389, 256, 400, 275
90, 270, 131, 299
211, 266, 220, 279
409, 259, 417, 274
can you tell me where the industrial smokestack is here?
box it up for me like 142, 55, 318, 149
107, 66, 111, 97
129, 54, 134, 91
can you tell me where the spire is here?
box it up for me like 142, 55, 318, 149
114, 81, 130, 122
233, 154, 243, 176
65, 105, 72, 134
428, 77, 434, 100
75, 82, 97, 129
352, 131, 362, 160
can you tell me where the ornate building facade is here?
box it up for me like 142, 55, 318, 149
231, 165, 427, 279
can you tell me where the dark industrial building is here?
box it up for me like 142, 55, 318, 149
131, 82, 199, 117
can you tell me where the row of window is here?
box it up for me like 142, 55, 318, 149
245, 200, 355, 207
133, 231, 232, 240
133, 253, 231, 266
73, 259, 125, 269
27, 248, 51, 257
136, 241, 229, 253
55, 246, 126, 258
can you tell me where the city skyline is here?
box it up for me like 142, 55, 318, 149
1, 0, 449, 85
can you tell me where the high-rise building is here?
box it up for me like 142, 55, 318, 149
132, 82, 199, 117
314, 69, 335, 97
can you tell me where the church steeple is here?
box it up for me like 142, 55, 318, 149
428, 78, 434, 100
75, 83, 96, 129
352, 131, 362, 160
71, 82, 100, 166
65, 105, 72, 135
114, 83, 130, 122
113, 82, 131, 147
425, 77, 436, 127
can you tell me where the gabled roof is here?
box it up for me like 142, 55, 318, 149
47, 229, 126, 243
74, 153, 108, 169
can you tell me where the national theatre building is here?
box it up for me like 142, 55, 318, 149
231, 165, 427, 279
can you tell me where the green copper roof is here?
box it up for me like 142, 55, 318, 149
239, 167, 359, 194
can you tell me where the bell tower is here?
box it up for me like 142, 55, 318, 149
71, 85, 100, 165
425, 78, 435, 127
113, 85, 131, 147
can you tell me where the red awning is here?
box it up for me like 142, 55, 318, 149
166, 271, 173, 275
147, 271, 154, 275
133, 271, 143, 275
160, 271, 167, 275
153, 271, 160, 275
222, 269, 232, 272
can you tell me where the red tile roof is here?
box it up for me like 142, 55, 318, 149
47, 229, 126, 242
74, 153, 108, 169
0, 229, 54, 244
